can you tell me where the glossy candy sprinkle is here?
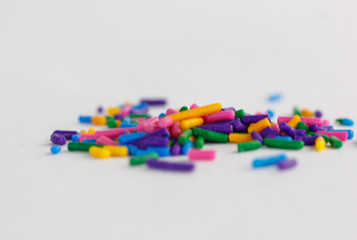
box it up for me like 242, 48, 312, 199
89, 146, 111, 159
50, 133, 66, 145
188, 149, 216, 161
146, 159, 194, 172
277, 159, 297, 170
336, 118, 354, 126
252, 154, 287, 168
238, 140, 262, 152
51, 145, 61, 154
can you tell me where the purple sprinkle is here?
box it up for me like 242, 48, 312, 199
197, 124, 233, 134
50, 133, 67, 145
52, 130, 78, 140
97, 106, 103, 114
170, 143, 181, 156
277, 159, 297, 170
114, 114, 123, 120
315, 110, 323, 118
140, 99, 167, 106
232, 118, 248, 132
130, 128, 170, 146
130, 108, 149, 115
137, 137, 170, 149
251, 131, 264, 144
242, 114, 271, 125
146, 159, 194, 172
309, 124, 324, 132
222, 107, 236, 111
260, 127, 280, 139
302, 135, 319, 145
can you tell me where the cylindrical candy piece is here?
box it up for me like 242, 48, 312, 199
277, 159, 297, 170
192, 128, 229, 143
50, 133, 67, 145
238, 140, 262, 152
167, 103, 222, 122
102, 146, 129, 157
336, 118, 354, 126
178, 129, 193, 145
251, 131, 263, 144
50, 145, 61, 154
170, 142, 181, 156
197, 124, 233, 134
158, 116, 174, 128
68, 142, 103, 151
264, 138, 304, 150
252, 154, 287, 168
180, 118, 204, 130
287, 115, 300, 128
315, 137, 326, 151
188, 149, 216, 161
315, 130, 348, 142
140, 99, 167, 106
53, 130, 78, 140
205, 110, 235, 123
235, 109, 245, 118
96, 135, 117, 146
146, 159, 194, 172
228, 133, 253, 143
194, 136, 205, 149
247, 118, 271, 133
329, 136, 343, 149
130, 153, 159, 166
89, 146, 111, 159
118, 132, 147, 145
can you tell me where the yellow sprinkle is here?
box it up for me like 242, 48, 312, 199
88, 128, 96, 134
247, 118, 271, 133
102, 146, 129, 157
80, 129, 87, 134
180, 118, 204, 131
92, 115, 107, 125
107, 107, 121, 116
229, 133, 253, 143
89, 146, 111, 159
168, 103, 222, 122
288, 114, 301, 128
301, 109, 314, 117
315, 136, 326, 151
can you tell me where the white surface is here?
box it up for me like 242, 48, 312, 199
1, 0, 357, 239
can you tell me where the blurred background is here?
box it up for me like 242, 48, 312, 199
0, 0, 357, 239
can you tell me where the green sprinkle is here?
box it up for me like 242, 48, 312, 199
329, 136, 343, 149
107, 119, 116, 128
296, 121, 309, 131
178, 129, 193, 145
309, 132, 329, 143
131, 120, 140, 125
192, 127, 229, 143
129, 114, 151, 118
130, 153, 159, 166
194, 136, 205, 149
180, 106, 189, 112
293, 107, 301, 116
68, 142, 103, 151
235, 109, 245, 118
238, 140, 262, 152
264, 138, 304, 150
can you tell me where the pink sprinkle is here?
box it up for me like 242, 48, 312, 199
121, 105, 132, 117
171, 121, 182, 138
277, 116, 328, 126
158, 116, 174, 128
188, 149, 216, 161
206, 110, 235, 123
96, 135, 117, 146
190, 103, 199, 109
166, 108, 178, 115
316, 131, 348, 141
79, 128, 135, 142
271, 123, 280, 131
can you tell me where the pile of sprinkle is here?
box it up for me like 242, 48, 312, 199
49, 98, 354, 172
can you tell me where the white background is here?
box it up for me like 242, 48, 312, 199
1, 0, 357, 239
